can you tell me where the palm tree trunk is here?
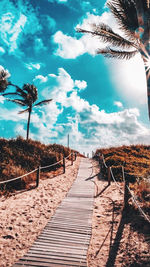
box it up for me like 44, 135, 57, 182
27, 107, 32, 140
140, 40, 150, 118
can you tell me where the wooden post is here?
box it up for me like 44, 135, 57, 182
63, 157, 65, 173
71, 153, 73, 165
124, 179, 129, 209
108, 167, 111, 185
36, 166, 40, 187
99, 155, 103, 167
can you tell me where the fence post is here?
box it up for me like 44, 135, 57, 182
124, 179, 129, 209
36, 166, 40, 187
108, 167, 111, 185
63, 157, 65, 173
71, 153, 73, 165
99, 155, 103, 167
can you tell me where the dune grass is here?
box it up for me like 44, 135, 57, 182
95, 144, 150, 216
0, 137, 76, 193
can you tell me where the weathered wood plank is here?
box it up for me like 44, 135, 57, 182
13, 158, 94, 267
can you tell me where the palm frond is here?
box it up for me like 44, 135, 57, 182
34, 99, 53, 107
96, 47, 138, 59
6, 99, 27, 106
18, 108, 30, 114
77, 24, 138, 50
2, 92, 19, 97
107, 0, 139, 37
16, 87, 28, 98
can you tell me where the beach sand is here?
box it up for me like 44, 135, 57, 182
0, 157, 149, 267
0, 157, 81, 267
87, 160, 150, 267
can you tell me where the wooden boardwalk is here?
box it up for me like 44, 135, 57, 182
14, 158, 94, 267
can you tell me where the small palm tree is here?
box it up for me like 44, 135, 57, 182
4, 83, 52, 140
0, 67, 10, 93
77, 0, 150, 117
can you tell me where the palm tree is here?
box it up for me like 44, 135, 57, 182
77, 0, 150, 117
4, 83, 52, 140
0, 67, 10, 93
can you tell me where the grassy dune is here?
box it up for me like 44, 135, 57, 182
95, 144, 150, 215
0, 137, 76, 192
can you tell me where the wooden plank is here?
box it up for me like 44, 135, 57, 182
19, 256, 87, 266
13, 158, 94, 267
37, 238, 90, 246
26, 252, 87, 260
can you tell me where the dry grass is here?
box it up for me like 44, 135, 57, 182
95, 144, 150, 216
0, 137, 77, 193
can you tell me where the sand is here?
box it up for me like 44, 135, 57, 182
0, 157, 81, 267
0, 157, 149, 267
87, 160, 150, 267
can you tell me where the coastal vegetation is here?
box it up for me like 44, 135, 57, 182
95, 144, 150, 216
0, 137, 74, 193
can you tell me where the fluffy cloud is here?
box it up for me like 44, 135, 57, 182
53, 10, 147, 110
32, 68, 150, 152
25, 62, 42, 71
74, 80, 87, 90
0, 67, 149, 153
53, 28, 104, 59
53, 12, 114, 59
114, 101, 123, 108
34, 75, 48, 83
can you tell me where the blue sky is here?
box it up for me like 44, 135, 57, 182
0, 0, 150, 154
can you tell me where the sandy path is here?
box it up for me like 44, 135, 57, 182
0, 157, 81, 267
87, 160, 150, 267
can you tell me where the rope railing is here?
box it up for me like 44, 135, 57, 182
97, 152, 150, 224
110, 167, 124, 194
127, 185, 150, 224
0, 152, 76, 187
40, 158, 63, 171
102, 154, 108, 169
0, 168, 38, 185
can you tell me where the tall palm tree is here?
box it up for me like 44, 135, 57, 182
4, 83, 52, 140
77, 0, 150, 117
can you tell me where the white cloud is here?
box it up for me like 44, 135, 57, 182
31, 68, 150, 153
53, 28, 105, 59
25, 63, 42, 71
53, 31, 85, 59
53, 10, 147, 111
75, 80, 87, 90
114, 101, 123, 108
53, 12, 115, 59
1, 67, 149, 154
34, 75, 48, 83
